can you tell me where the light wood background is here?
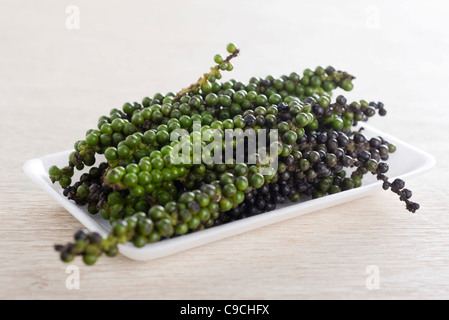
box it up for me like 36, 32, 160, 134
1, 0, 448, 299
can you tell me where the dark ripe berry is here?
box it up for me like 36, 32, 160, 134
307, 134, 317, 144
288, 188, 297, 198
318, 150, 326, 161
65, 243, 76, 254
238, 212, 248, 220
260, 184, 270, 194
274, 194, 285, 204
270, 184, 280, 193
378, 145, 389, 157
188, 201, 201, 213
304, 97, 315, 104
298, 136, 307, 144
295, 171, 305, 180
337, 133, 349, 147
280, 112, 293, 121
280, 185, 291, 196
378, 108, 387, 116
348, 151, 357, 159
328, 131, 338, 140
402, 189, 412, 199
364, 106, 376, 117
80, 173, 91, 183
261, 79, 271, 87
281, 171, 291, 181
89, 232, 102, 244
334, 148, 345, 159
312, 104, 325, 117
336, 95, 347, 105
244, 114, 256, 127
342, 155, 354, 167
265, 203, 276, 211
377, 162, 389, 173
333, 176, 343, 187
370, 149, 381, 162
392, 178, 405, 190
353, 133, 367, 144
54, 244, 64, 252
411, 202, 420, 211
316, 163, 330, 177
369, 137, 381, 149
245, 191, 254, 201
256, 199, 266, 210
256, 115, 265, 126
247, 198, 255, 206
296, 182, 308, 194
282, 155, 294, 167
326, 138, 338, 152
357, 150, 371, 162
317, 132, 328, 144
332, 164, 343, 173
249, 206, 260, 216
325, 66, 335, 75
278, 102, 289, 112
229, 208, 240, 217
74, 229, 89, 241
63, 188, 70, 197
73, 181, 82, 190
99, 162, 108, 172
238, 202, 247, 213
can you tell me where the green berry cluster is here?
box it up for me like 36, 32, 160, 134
52, 43, 418, 265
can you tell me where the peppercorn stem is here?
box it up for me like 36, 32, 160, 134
173, 48, 240, 102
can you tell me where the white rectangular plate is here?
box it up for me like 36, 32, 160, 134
23, 124, 435, 261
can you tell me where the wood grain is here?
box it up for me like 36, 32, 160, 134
1, 0, 449, 299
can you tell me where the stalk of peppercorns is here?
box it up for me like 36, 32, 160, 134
50, 43, 420, 265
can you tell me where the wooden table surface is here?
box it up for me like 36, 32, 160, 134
1, 0, 449, 300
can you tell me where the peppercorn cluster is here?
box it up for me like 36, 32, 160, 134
51, 43, 418, 265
